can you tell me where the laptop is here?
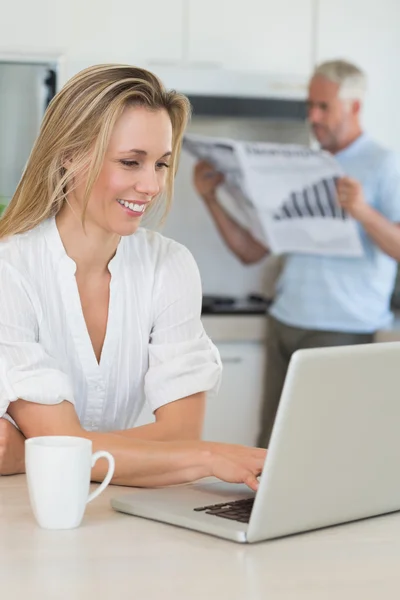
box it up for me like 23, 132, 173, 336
111, 341, 400, 543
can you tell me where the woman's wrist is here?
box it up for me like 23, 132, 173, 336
179, 442, 214, 482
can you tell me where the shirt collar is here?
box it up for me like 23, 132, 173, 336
41, 216, 125, 276
335, 132, 369, 160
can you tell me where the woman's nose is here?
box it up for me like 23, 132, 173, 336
134, 168, 160, 197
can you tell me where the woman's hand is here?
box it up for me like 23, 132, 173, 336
205, 442, 266, 491
0, 418, 25, 475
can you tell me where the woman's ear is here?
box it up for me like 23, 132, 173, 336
62, 155, 73, 171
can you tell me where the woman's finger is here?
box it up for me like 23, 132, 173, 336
243, 471, 260, 492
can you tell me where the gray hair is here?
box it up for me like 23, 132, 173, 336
312, 59, 367, 102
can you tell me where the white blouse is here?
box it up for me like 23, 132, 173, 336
0, 217, 221, 431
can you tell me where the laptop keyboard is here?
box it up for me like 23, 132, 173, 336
193, 497, 254, 523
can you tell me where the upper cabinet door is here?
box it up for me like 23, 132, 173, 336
316, 0, 400, 149
0, 1, 184, 66
0, 0, 72, 50
186, 0, 314, 76
69, 0, 184, 65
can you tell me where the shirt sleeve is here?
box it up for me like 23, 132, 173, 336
144, 242, 222, 413
0, 261, 75, 417
376, 152, 400, 223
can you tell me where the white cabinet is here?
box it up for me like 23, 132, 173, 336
2, 0, 314, 82
0, 1, 184, 77
69, 0, 184, 66
316, 0, 400, 150
186, 0, 314, 76
0, 0, 72, 50
202, 342, 266, 446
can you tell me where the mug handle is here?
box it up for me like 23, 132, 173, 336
87, 451, 115, 504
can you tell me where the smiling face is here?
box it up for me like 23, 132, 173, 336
70, 105, 173, 236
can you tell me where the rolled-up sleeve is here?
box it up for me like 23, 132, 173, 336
0, 261, 74, 417
144, 243, 222, 412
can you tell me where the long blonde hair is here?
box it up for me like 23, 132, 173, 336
0, 64, 191, 239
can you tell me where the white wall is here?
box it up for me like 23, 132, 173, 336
316, 0, 400, 151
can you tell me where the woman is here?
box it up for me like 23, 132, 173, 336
0, 64, 265, 489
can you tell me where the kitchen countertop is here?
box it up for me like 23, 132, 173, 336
202, 311, 400, 344
201, 295, 268, 342
202, 314, 267, 342
2, 475, 400, 599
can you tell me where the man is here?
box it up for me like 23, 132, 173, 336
193, 59, 400, 448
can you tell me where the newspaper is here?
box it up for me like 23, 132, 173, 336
183, 133, 364, 257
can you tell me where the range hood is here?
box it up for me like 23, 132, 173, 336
151, 65, 308, 120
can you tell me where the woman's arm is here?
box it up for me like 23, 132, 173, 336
117, 392, 206, 441
0, 418, 25, 475
8, 399, 265, 490
0, 392, 204, 475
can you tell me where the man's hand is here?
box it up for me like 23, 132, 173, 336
0, 418, 25, 475
336, 176, 369, 220
193, 161, 225, 202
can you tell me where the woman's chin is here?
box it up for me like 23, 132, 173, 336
112, 217, 143, 237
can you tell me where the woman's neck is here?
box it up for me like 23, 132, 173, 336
55, 205, 121, 276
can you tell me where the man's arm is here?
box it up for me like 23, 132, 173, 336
337, 176, 400, 260
205, 195, 269, 264
194, 161, 268, 264
355, 205, 400, 260
7, 399, 266, 490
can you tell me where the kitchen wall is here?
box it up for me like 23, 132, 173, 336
1, 0, 399, 148
0, 64, 47, 201
316, 0, 400, 155
149, 117, 310, 297
1, 0, 400, 295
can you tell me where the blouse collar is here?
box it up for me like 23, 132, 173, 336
41, 216, 125, 276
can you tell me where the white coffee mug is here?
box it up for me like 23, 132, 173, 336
25, 436, 115, 530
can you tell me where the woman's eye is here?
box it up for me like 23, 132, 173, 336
120, 160, 139, 167
156, 162, 170, 170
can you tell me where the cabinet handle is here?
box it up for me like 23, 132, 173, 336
220, 357, 243, 364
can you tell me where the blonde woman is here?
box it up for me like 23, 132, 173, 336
0, 64, 265, 489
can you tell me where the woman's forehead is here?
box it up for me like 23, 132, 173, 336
109, 106, 172, 153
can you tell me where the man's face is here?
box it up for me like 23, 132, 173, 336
307, 75, 358, 153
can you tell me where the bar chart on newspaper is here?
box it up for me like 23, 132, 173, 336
183, 133, 364, 257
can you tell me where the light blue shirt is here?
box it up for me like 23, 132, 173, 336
270, 134, 400, 333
